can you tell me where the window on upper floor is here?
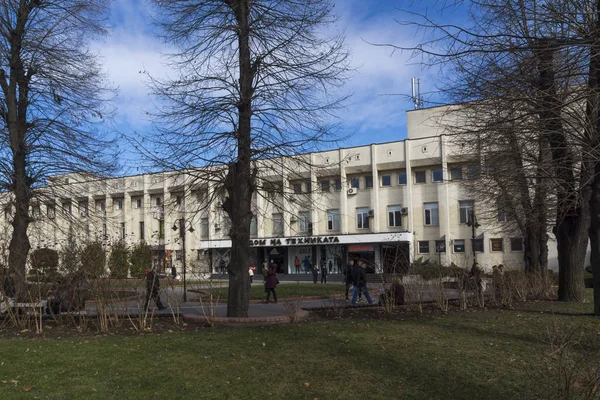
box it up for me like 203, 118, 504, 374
47, 204, 55, 219
449, 167, 463, 181
351, 178, 360, 189
467, 165, 481, 180
327, 209, 340, 231
381, 175, 391, 187
272, 213, 283, 235
155, 197, 162, 206
139, 221, 145, 240
200, 217, 209, 238
497, 199, 507, 222
388, 205, 402, 227
116, 199, 123, 210
305, 181, 312, 193
293, 183, 302, 194
365, 176, 373, 189
299, 211, 310, 233
334, 179, 342, 191
320, 180, 330, 192
250, 216, 257, 236
398, 171, 407, 185
356, 207, 370, 229
136, 198, 142, 209
459, 200, 474, 224
415, 170, 426, 184
424, 202, 439, 226
432, 169, 443, 183
473, 238, 484, 252
121, 222, 126, 239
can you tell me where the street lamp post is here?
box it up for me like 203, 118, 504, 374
173, 218, 193, 303
466, 209, 480, 270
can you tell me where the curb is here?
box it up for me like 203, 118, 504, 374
182, 309, 310, 326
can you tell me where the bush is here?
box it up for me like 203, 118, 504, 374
80, 242, 106, 278
29, 248, 60, 282
130, 241, 152, 278
109, 241, 129, 278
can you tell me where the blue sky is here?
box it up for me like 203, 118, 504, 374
96, 0, 461, 169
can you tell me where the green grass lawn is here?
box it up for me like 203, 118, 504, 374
204, 282, 347, 301
0, 291, 599, 399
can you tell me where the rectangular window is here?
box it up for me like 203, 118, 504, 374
136, 198, 142, 209
63, 203, 72, 216
327, 209, 340, 231
334, 179, 342, 191
102, 223, 107, 238
467, 165, 480, 179
387, 205, 402, 227
398, 171, 407, 185
320, 180, 330, 192
121, 222, 126, 239
381, 175, 391, 187
47, 204, 55, 219
435, 240, 446, 253
155, 197, 162, 206
272, 213, 283, 235
305, 181, 312, 193
250, 216, 257, 236
415, 171, 426, 184
299, 211, 310, 233
365, 176, 373, 188
159, 220, 164, 239
200, 217, 209, 238
473, 238, 484, 252
450, 167, 463, 181
497, 199, 507, 222
351, 178, 360, 189
510, 238, 523, 252
293, 183, 302, 194
490, 238, 504, 252
459, 200, 474, 224
418, 241, 430, 254
78, 202, 88, 217
357, 207, 370, 229
116, 199, 123, 210
139, 221, 145, 240
453, 239, 465, 253
32, 205, 41, 218
424, 202, 439, 226
432, 169, 443, 182
175, 195, 182, 206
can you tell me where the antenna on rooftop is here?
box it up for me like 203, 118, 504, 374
411, 77, 423, 109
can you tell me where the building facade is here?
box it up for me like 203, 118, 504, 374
0, 106, 545, 277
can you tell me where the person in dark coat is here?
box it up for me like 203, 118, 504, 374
144, 268, 165, 311
171, 266, 177, 279
265, 263, 278, 303
312, 264, 319, 284
321, 263, 328, 284
378, 279, 405, 307
344, 260, 360, 300
351, 260, 373, 305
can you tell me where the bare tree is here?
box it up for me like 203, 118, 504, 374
382, 0, 598, 302
0, 1, 117, 300
147, 0, 350, 317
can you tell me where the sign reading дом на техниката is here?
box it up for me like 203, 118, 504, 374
249, 236, 340, 247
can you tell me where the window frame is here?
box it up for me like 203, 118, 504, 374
418, 240, 430, 254
453, 239, 466, 253
432, 169, 444, 183
381, 175, 391, 187
398, 171, 407, 185
490, 238, 504, 252
387, 205, 402, 227
459, 200, 474, 224
365, 175, 373, 189
272, 213, 283, 235
320, 180, 330, 192
414, 170, 426, 184
327, 209, 340, 231
200, 217, 209, 238
351, 177, 360, 189
293, 183, 302, 194
356, 207, 370, 229
423, 202, 439, 226
139, 221, 145, 240
299, 211, 310, 233
473, 238, 484, 252
510, 238, 523, 252
449, 167, 463, 181
435, 240, 446, 253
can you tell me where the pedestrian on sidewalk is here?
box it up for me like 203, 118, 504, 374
249, 266, 254, 283
312, 264, 319, 284
144, 267, 165, 311
351, 260, 373, 305
265, 262, 278, 303
321, 262, 328, 284
344, 259, 360, 300
294, 256, 300, 274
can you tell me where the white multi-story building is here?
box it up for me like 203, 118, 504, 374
1, 106, 550, 276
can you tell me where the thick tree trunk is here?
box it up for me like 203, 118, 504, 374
523, 227, 541, 274
536, 41, 587, 301
8, 158, 30, 301
225, 0, 253, 317
590, 167, 600, 315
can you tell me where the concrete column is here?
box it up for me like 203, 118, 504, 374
339, 148, 348, 234
309, 153, 319, 236
370, 144, 380, 232
282, 159, 291, 237
143, 174, 152, 244
441, 135, 452, 265
405, 140, 415, 262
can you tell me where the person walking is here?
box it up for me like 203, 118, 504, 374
321, 262, 328, 284
144, 267, 165, 311
344, 259, 356, 300
262, 261, 268, 282
312, 264, 319, 284
351, 259, 373, 305
265, 262, 278, 303
294, 256, 300, 274
249, 266, 254, 283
